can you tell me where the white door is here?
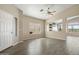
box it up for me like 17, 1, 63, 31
0, 10, 14, 51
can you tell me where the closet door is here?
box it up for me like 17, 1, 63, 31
0, 11, 13, 51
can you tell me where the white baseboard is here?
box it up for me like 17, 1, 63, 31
46, 37, 66, 40
12, 41, 23, 46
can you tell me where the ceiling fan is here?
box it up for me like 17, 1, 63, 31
40, 8, 56, 15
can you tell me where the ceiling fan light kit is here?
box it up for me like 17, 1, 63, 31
40, 7, 56, 16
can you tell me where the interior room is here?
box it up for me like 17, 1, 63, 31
0, 4, 79, 55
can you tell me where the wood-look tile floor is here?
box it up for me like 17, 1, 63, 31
0, 38, 69, 55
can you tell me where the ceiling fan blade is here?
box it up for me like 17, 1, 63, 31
47, 13, 53, 15
48, 8, 50, 10
51, 11, 56, 13
40, 9, 43, 12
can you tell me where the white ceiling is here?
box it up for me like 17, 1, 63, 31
15, 4, 74, 20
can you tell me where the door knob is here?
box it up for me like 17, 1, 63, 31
11, 32, 13, 34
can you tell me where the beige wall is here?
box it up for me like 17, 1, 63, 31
0, 4, 79, 42
46, 5, 79, 40
0, 4, 45, 44
22, 15, 45, 40
45, 19, 66, 40
18, 9, 23, 42
0, 4, 19, 17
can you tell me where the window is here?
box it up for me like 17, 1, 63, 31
48, 19, 63, 32
49, 24, 52, 31
67, 15, 79, 32
15, 17, 17, 36
68, 23, 79, 32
